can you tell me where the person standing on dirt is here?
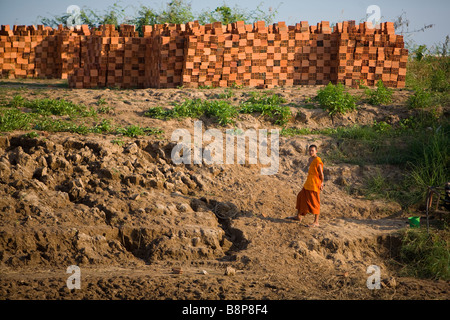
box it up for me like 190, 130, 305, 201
287, 144, 324, 227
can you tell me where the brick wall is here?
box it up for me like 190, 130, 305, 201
0, 21, 408, 89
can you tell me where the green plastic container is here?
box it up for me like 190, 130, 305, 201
408, 216, 420, 228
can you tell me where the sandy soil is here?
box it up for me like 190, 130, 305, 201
0, 79, 448, 301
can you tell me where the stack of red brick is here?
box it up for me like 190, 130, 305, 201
181, 20, 339, 88
0, 20, 408, 89
0, 24, 88, 79
335, 21, 408, 88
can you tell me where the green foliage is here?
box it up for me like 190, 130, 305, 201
7, 95, 96, 118
413, 45, 428, 62
116, 125, 163, 137
323, 112, 449, 206
144, 106, 169, 119
365, 80, 393, 105
91, 119, 113, 133
198, 5, 249, 25
39, 2, 130, 28
240, 93, 291, 125
407, 87, 432, 109
430, 61, 450, 93
146, 99, 238, 126
372, 120, 392, 133
145, 93, 291, 126
407, 125, 449, 201
0, 108, 35, 131
280, 127, 313, 136
22, 131, 39, 138
0, 95, 163, 137
397, 228, 449, 280
172, 99, 208, 119
316, 82, 357, 116
39, 0, 280, 33
204, 100, 239, 126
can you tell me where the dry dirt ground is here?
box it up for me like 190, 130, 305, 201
0, 79, 448, 301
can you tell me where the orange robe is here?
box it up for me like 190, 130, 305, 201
296, 157, 323, 216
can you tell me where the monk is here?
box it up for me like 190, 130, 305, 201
288, 144, 324, 227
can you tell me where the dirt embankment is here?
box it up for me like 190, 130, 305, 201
0, 82, 448, 300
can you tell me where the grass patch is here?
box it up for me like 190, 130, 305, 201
395, 228, 449, 280
116, 125, 163, 138
0, 108, 36, 131
0, 96, 163, 137
7, 95, 97, 118
145, 93, 292, 126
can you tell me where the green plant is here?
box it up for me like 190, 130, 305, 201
10, 95, 26, 108
407, 125, 449, 202
204, 100, 238, 125
22, 131, 39, 138
0, 108, 35, 131
396, 228, 449, 280
280, 127, 313, 136
372, 120, 392, 133
111, 138, 125, 146
430, 65, 450, 92
116, 125, 146, 137
7, 96, 97, 118
91, 119, 113, 133
230, 82, 244, 89
407, 87, 432, 109
217, 89, 234, 99
316, 82, 357, 116
145, 106, 170, 119
145, 99, 239, 126
239, 93, 291, 125
413, 45, 428, 62
365, 80, 393, 105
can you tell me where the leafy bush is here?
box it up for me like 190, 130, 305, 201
365, 80, 393, 105
407, 87, 432, 109
316, 83, 357, 116
204, 100, 239, 125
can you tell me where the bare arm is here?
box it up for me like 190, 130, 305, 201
318, 164, 324, 190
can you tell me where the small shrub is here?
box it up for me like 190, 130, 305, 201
372, 120, 392, 133
316, 83, 357, 116
203, 100, 238, 125
407, 87, 432, 109
365, 80, 393, 105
